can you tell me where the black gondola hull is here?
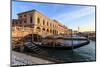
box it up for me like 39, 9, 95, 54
35, 40, 90, 50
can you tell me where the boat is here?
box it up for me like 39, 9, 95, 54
13, 34, 90, 50
33, 37, 90, 50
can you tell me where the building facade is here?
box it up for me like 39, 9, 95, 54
12, 10, 69, 37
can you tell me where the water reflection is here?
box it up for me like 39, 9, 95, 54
43, 40, 96, 62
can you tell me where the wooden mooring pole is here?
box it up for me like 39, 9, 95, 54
71, 29, 74, 53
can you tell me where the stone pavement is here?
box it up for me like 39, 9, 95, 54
11, 51, 53, 66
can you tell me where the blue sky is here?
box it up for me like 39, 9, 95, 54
12, 1, 95, 32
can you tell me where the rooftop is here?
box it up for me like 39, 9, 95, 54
17, 9, 36, 15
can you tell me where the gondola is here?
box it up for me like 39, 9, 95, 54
34, 38, 90, 50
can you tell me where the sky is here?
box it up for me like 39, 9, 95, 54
12, 1, 95, 32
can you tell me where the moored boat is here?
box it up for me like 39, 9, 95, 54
34, 37, 90, 50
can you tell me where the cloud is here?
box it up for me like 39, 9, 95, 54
53, 7, 95, 23
52, 6, 95, 32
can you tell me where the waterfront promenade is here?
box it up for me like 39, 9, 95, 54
12, 51, 54, 66
12, 40, 95, 66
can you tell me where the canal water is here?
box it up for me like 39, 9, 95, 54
43, 40, 96, 63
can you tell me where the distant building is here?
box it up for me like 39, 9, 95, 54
12, 10, 69, 37
73, 30, 78, 35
